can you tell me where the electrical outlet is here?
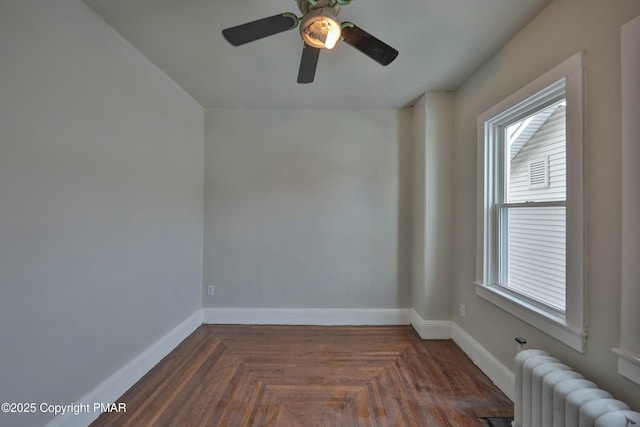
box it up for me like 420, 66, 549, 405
459, 304, 466, 318
207, 285, 215, 296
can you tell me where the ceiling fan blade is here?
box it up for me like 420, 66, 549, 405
340, 24, 398, 66
222, 13, 298, 46
297, 43, 321, 84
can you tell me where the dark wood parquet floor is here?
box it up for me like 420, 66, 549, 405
91, 325, 512, 427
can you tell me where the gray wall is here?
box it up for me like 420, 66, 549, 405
453, 0, 640, 409
0, 1, 204, 426
204, 108, 412, 309
411, 93, 453, 320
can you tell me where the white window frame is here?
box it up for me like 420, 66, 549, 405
475, 52, 587, 353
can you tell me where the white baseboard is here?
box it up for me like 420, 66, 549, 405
409, 309, 454, 339
202, 307, 412, 326
45, 310, 202, 427
452, 324, 515, 401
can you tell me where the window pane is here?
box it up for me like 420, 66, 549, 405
506, 100, 566, 203
501, 205, 566, 311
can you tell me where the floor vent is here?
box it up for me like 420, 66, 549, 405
480, 417, 514, 427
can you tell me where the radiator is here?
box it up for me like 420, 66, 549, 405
513, 339, 640, 427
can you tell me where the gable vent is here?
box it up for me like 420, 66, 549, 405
528, 157, 549, 189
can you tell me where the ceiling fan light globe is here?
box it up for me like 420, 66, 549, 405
300, 8, 341, 49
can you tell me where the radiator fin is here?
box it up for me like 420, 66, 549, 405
514, 347, 640, 427
594, 410, 640, 427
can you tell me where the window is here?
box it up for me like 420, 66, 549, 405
502, 98, 566, 311
475, 52, 586, 352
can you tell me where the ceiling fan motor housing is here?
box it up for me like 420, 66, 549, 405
297, 0, 341, 16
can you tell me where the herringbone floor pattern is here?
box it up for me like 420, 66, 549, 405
92, 325, 512, 427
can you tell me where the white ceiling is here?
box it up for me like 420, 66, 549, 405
84, 0, 551, 109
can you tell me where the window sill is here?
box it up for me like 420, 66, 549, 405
474, 282, 587, 353
612, 348, 640, 385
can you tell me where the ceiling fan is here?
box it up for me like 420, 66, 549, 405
222, 0, 398, 84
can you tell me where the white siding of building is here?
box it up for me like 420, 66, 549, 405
509, 106, 567, 203
506, 106, 566, 310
